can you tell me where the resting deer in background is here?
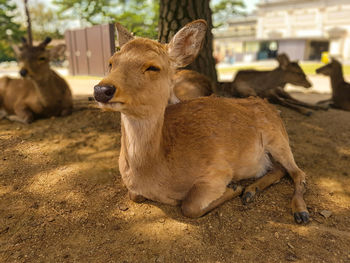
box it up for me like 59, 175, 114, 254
172, 69, 214, 101
94, 20, 309, 224
230, 54, 328, 115
316, 58, 350, 111
173, 54, 327, 115
0, 37, 73, 123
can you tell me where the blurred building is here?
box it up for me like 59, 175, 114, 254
214, 0, 350, 63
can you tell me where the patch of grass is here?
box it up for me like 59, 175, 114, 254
217, 63, 350, 76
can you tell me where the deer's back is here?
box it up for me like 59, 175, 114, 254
234, 69, 282, 95
234, 70, 271, 82
173, 70, 214, 100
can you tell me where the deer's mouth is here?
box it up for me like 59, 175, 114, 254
97, 101, 125, 111
102, 101, 125, 106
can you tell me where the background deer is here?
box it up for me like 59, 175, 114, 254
172, 69, 214, 101
0, 37, 73, 124
173, 54, 327, 115
230, 54, 329, 115
94, 20, 309, 223
316, 58, 350, 111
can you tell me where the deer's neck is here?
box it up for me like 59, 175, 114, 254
121, 111, 165, 167
330, 68, 344, 93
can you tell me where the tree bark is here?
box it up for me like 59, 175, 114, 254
24, 0, 33, 46
158, 0, 218, 82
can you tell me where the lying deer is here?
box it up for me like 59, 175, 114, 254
231, 54, 329, 115
173, 54, 327, 115
316, 58, 350, 111
172, 69, 214, 101
94, 20, 309, 224
0, 37, 73, 123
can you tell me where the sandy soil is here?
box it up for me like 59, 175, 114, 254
0, 94, 350, 263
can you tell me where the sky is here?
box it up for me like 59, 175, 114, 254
246, 0, 260, 13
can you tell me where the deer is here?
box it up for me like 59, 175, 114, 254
315, 58, 350, 111
93, 20, 309, 224
173, 54, 327, 115
172, 69, 214, 101
230, 54, 330, 115
0, 37, 73, 124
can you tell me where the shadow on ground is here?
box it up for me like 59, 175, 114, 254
0, 94, 349, 262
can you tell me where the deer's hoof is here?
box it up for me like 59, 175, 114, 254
305, 111, 313, 117
294, 211, 309, 224
227, 182, 238, 191
242, 191, 254, 205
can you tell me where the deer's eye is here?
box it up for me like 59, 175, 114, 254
38, 57, 46, 61
145, 66, 160, 72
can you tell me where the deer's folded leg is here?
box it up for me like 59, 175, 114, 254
181, 183, 243, 218
242, 163, 286, 204
7, 106, 34, 124
0, 109, 7, 119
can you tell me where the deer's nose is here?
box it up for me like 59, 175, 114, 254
19, 69, 28, 77
94, 85, 116, 103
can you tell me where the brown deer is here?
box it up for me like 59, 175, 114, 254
94, 20, 309, 224
316, 58, 350, 111
0, 37, 73, 123
230, 54, 329, 115
173, 54, 327, 115
172, 69, 214, 101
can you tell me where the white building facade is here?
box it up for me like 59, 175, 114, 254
214, 0, 350, 62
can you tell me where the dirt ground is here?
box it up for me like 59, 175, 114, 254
0, 93, 350, 263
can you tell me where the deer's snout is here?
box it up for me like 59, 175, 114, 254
304, 80, 312, 88
94, 85, 116, 103
19, 68, 28, 77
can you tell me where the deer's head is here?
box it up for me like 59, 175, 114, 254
13, 37, 66, 80
94, 20, 207, 118
276, 53, 312, 89
316, 58, 342, 76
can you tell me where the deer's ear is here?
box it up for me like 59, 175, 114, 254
11, 45, 21, 58
277, 53, 290, 70
331, 57, 340, 64
38, 37, 52, 48
167, 19, 207, 68
49, 44, 66, 60
116, 23, 134, 48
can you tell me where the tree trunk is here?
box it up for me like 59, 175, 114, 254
24, 0, 33, 45
158, 0, 218, 82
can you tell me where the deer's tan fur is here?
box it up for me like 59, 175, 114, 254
172, 69, 214, 100
94, 20, 309, 223
0, 38, 72, 123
